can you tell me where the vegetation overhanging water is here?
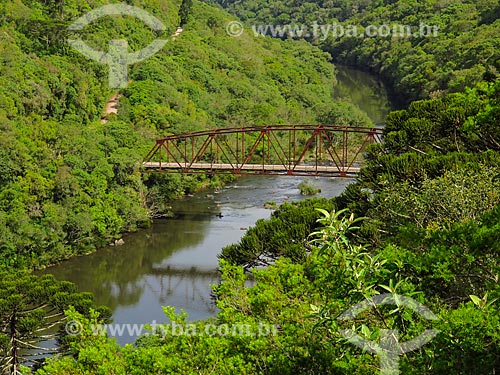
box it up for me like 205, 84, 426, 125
41, 66, 395, 345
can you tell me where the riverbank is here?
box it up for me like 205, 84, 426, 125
40, 64, 396, 344
41, 175, 353, 345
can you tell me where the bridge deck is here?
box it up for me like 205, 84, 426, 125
143, 162, 360, 175
143, 125, 381, 177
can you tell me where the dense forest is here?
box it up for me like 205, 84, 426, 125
215, 0, 500, 102
0, 0, 499, 373
0, 0, 370, 270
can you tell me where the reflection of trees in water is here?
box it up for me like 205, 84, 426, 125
333, 66, 395, 124
146, 266, 220, 315
39, 209, 218, 311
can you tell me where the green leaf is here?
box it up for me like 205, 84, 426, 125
469, 295, 481, 306
361, 324, 371, 337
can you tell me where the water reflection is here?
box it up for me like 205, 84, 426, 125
41, 216, 216, 311
333, 65, 397, 125
42, 176, 352, 344
41, 65, 397, 345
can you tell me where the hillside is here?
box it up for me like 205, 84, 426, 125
3, 0, 500, 374
0, 0, 371, 269
214, 0, 500, 102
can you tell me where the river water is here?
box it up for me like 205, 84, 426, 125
42, 66, 394, 345
333, 65, 396, 126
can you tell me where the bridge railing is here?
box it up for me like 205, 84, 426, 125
142, 125, 383, 177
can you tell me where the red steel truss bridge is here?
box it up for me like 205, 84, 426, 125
142, 125, 383, 177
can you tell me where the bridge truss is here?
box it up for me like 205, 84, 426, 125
142, 125, 383, 177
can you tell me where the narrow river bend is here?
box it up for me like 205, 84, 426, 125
42, 66, 395, 345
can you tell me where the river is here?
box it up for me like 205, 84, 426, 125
333, 65, 396, 126
41, 66, 395, 345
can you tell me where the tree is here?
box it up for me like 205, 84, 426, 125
0, 272, 109, 374
179, 0, 193, 26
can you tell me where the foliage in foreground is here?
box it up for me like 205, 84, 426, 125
219, 197, 336, 268
36, 209, 500, 374
0, 272, 109, 374
207, 79, 500, 373
224, 79, 500, 301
